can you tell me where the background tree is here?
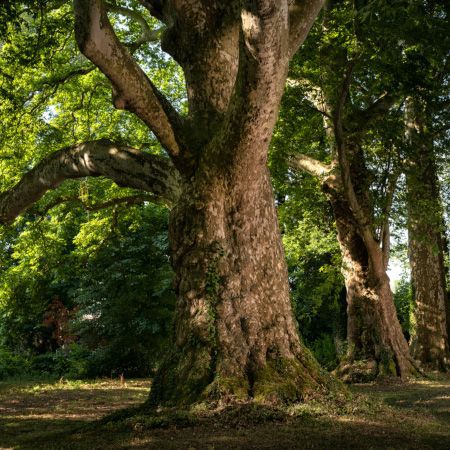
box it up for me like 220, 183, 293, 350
400, 0, 450, 370
405, 97, 449, 370
278, 0, 420, 381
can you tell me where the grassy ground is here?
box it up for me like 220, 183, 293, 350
0, 375, 448, 449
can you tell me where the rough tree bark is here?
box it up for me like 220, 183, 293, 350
291, 147, 418, 381
0, 0, 340, 405
405, 97, 449, 371
289, 54, 419, 379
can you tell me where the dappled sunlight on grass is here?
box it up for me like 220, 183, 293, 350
0, 378, 150, 449
0, 376, 449, 449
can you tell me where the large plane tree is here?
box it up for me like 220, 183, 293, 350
0, 0, 339, 405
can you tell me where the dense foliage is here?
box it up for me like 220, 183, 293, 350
0, 201, 174, 379
0, 0, 448, 379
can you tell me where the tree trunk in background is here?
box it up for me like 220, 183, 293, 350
316, 146, 418, 381
325, 187, 417, 381
405, 98, 449, 370
291, 147, 418, 380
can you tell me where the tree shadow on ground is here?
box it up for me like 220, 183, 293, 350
1, 410, 448, 450
352, 379, 450, 424
0, 377, 449, 449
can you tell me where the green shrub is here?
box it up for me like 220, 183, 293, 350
0, 347, 30, 379
53, 343, 90, 378
310, 334, 339, 370
29, 343, 89, 378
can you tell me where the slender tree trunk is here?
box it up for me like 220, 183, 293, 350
405, 98, 449, 370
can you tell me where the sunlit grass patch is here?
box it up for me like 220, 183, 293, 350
0, 375, 449, 449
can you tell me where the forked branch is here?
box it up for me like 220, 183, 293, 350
106, 3, 162, 53
348, 92, 400, 134
73, 0, 182, 159
289, 153, 342, 190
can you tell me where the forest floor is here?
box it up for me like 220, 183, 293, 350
0, 374, 449, 450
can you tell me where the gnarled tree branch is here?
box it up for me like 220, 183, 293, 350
0, 140, 181, 225
106, 2, 162, 53
288, 0, 326, 58
73, 0, 183, 159
333, 60, 381, 257
289, 153, 331, 178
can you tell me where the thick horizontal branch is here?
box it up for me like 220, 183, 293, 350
289, 153, 331, 178
0, 140, 181, 225
288, 0, 325, 58
74, 0, 183, 159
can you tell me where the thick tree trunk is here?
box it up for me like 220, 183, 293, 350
150, 152, 337, 406
0, 0, 333, 407
144, 0, 335, 406
405, 98, 449, 370
326, 190, 418, 381
408, 215, 450, 370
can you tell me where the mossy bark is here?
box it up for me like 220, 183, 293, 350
142, 0, 337, 406
150, 161, 339, 406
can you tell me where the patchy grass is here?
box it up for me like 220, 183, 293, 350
0, 375, 449, 449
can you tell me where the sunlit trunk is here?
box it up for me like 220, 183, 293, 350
328, 192, 418, 381
150, 146, 335, 406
